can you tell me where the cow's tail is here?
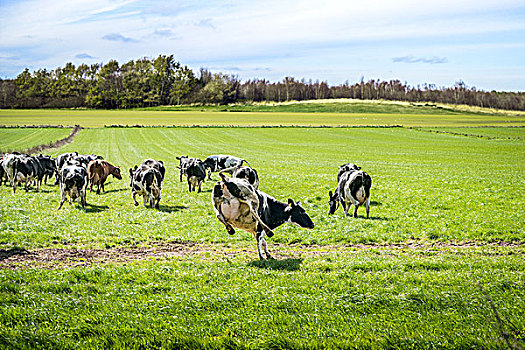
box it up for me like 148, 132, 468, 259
11, 158, 20, 193
219, 165, 239, 175
241, 159, 251, 167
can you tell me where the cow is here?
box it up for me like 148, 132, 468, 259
87, 159, 122, 194
0, 155, 7, 186
329, 169, 372, 218
337, 162, 361, 182
129, 159, 164, 209
202, 155, 250, 180
35, 154, 56, 185
212, 173, 315, 260
231, 166, 259, 189
142, 159, 165, 181
2, 153, 43, 192
185, 158, 206, 193
57, 164, 88, 210
176, 155, 195, 182
55, 152, 79, 184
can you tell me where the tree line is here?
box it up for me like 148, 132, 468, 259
1, 55, 524, 111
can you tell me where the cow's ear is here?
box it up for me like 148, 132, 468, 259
176, 157, 180, 160
296, 201, 301, 206
288, 198, 294, 207
329, 190, 333, 198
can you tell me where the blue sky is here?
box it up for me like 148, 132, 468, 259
1, 0, 524, 91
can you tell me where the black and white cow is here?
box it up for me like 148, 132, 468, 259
329, 169, 372, 218
202, 155, 250, 180
224, 165, 259, 189
36, 154, 56, 184
129, 159, 164, 209
176, 155, 198, 182
185, 159, 206, 193
337, 162, 361, 182
55, 152, 78, 184
57, 164, 88, 210
142, 159, 165, 181
0, 155, 7, 186
213, 173, 315, 260
2, 153, 43, 192
73, 154, 104, 168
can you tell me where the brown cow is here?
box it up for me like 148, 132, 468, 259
87, 160, 122, 194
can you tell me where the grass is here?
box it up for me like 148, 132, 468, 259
1, 127, 524, 250
1, 102, 525, 128
1, 246, 524, 349
1, 105, 524, 348
0, 128, 72, 153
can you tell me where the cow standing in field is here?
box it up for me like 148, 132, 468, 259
55, 152, 78, 185
57, 163, 88, 210
213, 173, 315, 260
36, 154, 56, 185
2, 153, 43, 192
129, 159, 164, 209
185, 159, 206, 193
176, 155, 195, 182
202, 155, 250, 180
0, 155, 7, 186
329, 167, 372, 218
87, 159, 122, 194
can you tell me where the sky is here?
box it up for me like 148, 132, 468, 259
1, 0, 524, 91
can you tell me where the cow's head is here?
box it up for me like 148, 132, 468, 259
328, 190, 339, 215
113, 166, 122, 180
285, 199, 315, 229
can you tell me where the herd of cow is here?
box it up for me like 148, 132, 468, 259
0, 152, 372, 259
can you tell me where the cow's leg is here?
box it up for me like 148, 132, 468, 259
187, 179, 192, 192
353, 205, 359, 218
81, 190, 86, 208
143, 194, 148, 207
197, 180, 202, 193
366, 196, 371, 219
260, 232, 273, 260
343, 202, 351, 217
256, 231, 266, 260
207, 168, 213, 181
214, 203, 235, 235
57, 187, 66, 210
132, 192, 139, 206
96, 183, 101, 195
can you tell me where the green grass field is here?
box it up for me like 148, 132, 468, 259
1, 100, 525, 128
0, 128, 72, 153
1, 105, 525, 349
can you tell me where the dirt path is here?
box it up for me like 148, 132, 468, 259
1, 241, 523, 269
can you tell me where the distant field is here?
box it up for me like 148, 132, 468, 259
0, 128, 71, 153
1, 105, 525, 128
417, 126, 525, 139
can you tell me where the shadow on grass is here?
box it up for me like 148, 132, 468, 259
97, 188, 128, 195
158, 204, 189, 213
0, 248, 28, 261
84, 203, 109, 213
370, 201, 382, 206
248, 258, 303, 271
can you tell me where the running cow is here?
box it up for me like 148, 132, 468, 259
212, 173, 314, 260
87, 159, 122, 194
329, 169, 372, 218
202, 155, 250, 180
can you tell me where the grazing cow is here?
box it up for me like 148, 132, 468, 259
129, 159, 164, 209
337, 162, 361, 182
184, 158, 206, 192
57, 164, 88, 210
2, 154, 43, 192
36, 155, 56, 184
212, 173, 315, 260
87, 159, 122, 194
176, 155, 194, 182
329, 170, 372, 218
202, 155, 250, 180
